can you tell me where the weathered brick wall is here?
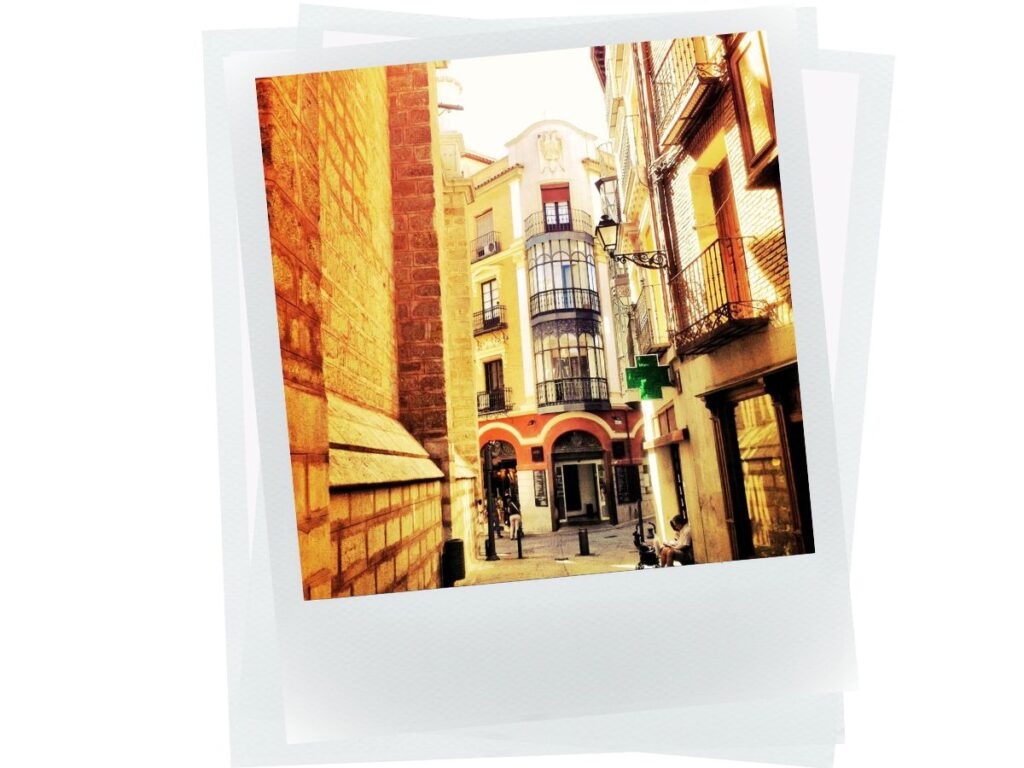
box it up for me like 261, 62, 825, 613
668, 87, 790, 323
259, 65, 449, 599
388, 64, 449, 453
257, 73, 333, 598
388, 64, 480, 550
317, 68, 400, 415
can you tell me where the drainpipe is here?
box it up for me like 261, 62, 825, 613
631, 42, 681, 350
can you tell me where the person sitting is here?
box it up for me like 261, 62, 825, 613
658, 514, 694, 567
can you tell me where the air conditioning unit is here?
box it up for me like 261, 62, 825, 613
484, 240, 499, 256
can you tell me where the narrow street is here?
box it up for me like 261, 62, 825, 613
460, 521, 646, 586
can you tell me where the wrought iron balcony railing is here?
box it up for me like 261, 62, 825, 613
536, 377, 610, 408
653, 38, 726, 146
477, 387, 512, 415
471, 230, 501, 260
523, 208, 593, 241
632, 284, 671, 355
473, 304, 507, 335
529, 287, 601, 317
670, 237, 770, 355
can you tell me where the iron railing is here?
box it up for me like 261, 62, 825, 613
523, 208, 593, 241
473, 304, 507, 335
632, 284, 670, 355
471, 230, 501, 260
670, 237, 770, 355
529, 287, 601, 317
536, 377, 609, 407
652, 38, 726, 142
477, 387, 512, 415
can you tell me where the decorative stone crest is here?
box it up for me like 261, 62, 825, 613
537, 130, 565, 174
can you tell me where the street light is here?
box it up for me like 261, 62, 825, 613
594, 213, 670, 271
483, 441, 500, 561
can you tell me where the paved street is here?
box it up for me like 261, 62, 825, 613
460, 521, 646, 586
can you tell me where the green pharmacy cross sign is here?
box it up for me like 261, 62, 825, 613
625, 354, 672, 400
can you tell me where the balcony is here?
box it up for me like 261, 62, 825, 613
471, 230, 501, 260
653, 38, 726, 147
529, 287, 601, 317
633, 284, 671, 355
670, 237, 770, 355
473, 305, 507, 336
536, 377, 609, 408
523, 208, 592, 241
477, 387, 512, 416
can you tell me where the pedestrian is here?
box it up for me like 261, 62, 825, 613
506, 494, 522, 540
658, 514, 693, 567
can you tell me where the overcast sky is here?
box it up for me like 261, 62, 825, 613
445, 46, 610, 158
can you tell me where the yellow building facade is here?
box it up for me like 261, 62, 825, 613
440, 119, 648, 543
594, 34, 815, 562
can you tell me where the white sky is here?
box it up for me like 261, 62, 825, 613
445, 47, 610, 158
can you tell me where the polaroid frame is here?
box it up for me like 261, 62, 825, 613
206, 7, 892, 764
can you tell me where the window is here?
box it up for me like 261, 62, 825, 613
484, 359, 504, 392
473, 210, 498, 257
729, 32, 777, 178
481, 279, 499, 324
527, 240, 599, 315
670, 444, 688, 524
475, 210, 494, 238
541, 184, 571, 231
532, 318, 609, 406
656, 405, 677, 439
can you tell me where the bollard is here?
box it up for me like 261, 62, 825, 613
516, 529, 524, 559
485, 537, 497, 561
578, 528, 591, 556
441, 538, 466, 587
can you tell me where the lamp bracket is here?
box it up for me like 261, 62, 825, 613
609, 250, 669, 270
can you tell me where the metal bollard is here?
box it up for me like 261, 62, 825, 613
516, 529, 524, 559
578, 528, 591, 556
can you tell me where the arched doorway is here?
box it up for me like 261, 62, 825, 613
551, 430, 610, 525
480, 439, 519, 498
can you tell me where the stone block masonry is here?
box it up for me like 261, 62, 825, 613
257, 62, 473, 599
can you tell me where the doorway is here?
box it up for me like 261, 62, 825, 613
555, 459, 608, 524
709, 161, 752, 309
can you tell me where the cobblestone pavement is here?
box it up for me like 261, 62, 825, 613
459, 520, 648, 587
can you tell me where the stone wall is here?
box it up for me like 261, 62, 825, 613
258, 64, 467, 599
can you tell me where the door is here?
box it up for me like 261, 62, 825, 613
484, 359, 504, 410
542, 184, 571, 232
561, 464, 582, 514
481, 279, 500, 328
709, 162, 752, 310
596, 463, 609, 520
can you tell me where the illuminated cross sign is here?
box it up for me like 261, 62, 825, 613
625, 354, 672, 400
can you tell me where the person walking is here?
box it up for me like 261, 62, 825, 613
506, 494, 523, 540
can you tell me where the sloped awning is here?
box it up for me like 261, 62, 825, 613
327, 395, 442, 490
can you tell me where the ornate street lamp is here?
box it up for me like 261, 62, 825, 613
594, 213, 669, 270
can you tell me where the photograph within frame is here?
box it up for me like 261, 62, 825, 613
257, 31, 816, 600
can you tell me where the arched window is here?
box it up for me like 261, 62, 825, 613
532, 318, 609, 406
